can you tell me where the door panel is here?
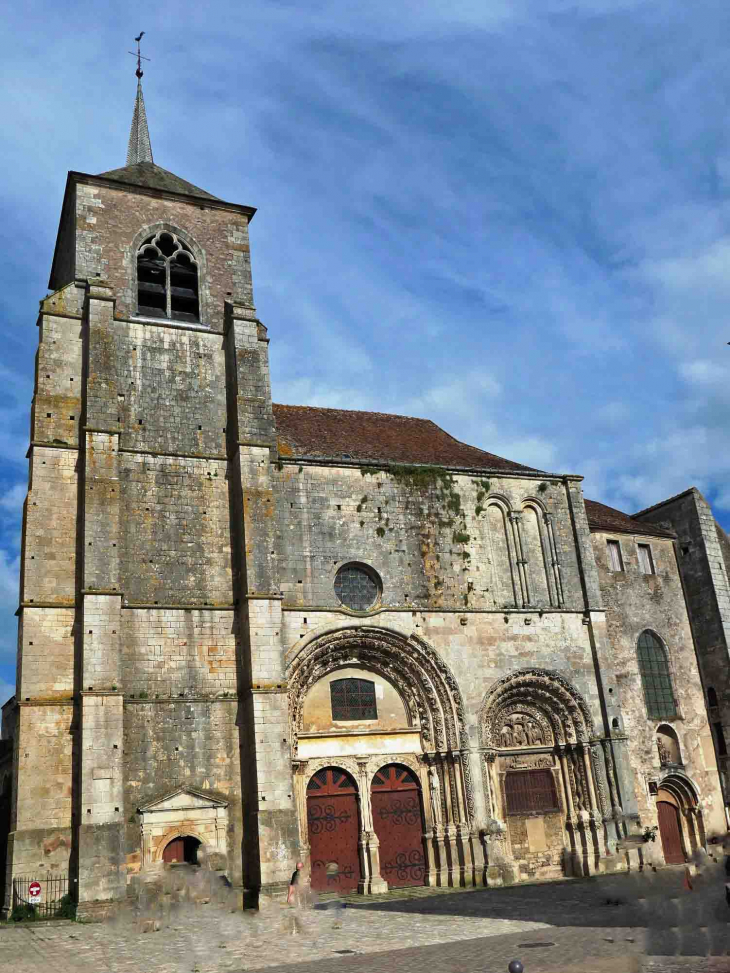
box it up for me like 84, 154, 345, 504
162, 837, 185, 863
657, 800, 685, 864
307, 768, 361, 894
371, 764, 426, 888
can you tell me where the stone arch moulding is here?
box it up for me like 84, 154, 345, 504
154, 826, 207, 863
657, 770, 699, 806
299, 756, 362, 782
368, 754, 422, 787
485, 498, 520, 609
479, 667, 595, 748
287, 625, 468, 756
129, 221, 209, 324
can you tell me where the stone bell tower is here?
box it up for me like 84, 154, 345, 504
2, 71, 299, 915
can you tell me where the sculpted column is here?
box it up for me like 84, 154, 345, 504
356, 757, 387, 894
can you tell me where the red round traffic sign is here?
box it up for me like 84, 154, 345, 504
29, 882, 41, 896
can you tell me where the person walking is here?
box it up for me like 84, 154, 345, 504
287, 861, 304, 906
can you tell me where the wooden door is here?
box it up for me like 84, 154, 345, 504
307, 768, 361, 893
163, 837, 185, 863
371, 764, 426, 888
657, 800, 685, 864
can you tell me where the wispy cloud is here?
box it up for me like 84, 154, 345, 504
2, 0, 730, 689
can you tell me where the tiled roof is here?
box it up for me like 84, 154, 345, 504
272, 404, 541, 473
97, 161, 219, 200
585, 499, 675, 538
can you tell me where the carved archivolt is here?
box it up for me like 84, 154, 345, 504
288, 626, 468, 754
480, 668, 594, 748
299, 756, 361, 784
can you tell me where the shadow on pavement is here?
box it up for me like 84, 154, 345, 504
344, 864, 730, 954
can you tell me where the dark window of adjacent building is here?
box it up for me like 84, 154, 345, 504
708, 686, 719, 709
607, 539, 623, 572
504, 769, 560, 814
715, 722, 728, 757
334, 563, 381, 611
637, 543, 655, 575
137, 232, 200, 322
637, 630, 677, 720
330, 678, 377, 721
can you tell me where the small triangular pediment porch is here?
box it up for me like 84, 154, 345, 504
138, 785, 229, 815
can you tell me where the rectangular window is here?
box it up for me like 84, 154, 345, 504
607, 539, 623, 572
504, 769, 560, 814
330, 678, 377, 721
638, 544, 655, 575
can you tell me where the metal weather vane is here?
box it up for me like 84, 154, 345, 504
129, 31, 150, 79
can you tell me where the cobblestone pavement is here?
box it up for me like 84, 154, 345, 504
2, 872, 730, 973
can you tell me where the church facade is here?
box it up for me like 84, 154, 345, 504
1, 83, 728, 915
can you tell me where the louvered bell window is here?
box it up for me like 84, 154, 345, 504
330, 678, 377, 721
137, 231, 200, 322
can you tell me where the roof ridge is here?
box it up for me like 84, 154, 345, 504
272, 402, 542, 473
273, 402, 438, 423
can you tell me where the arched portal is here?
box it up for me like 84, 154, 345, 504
289, 626, 473, 893
655, 773, 701, 864
656, 794, 684, 864
371, 764, 426, 888
480, 668, 607, 881
162, 834, 201, 865
306, 768, 361, 893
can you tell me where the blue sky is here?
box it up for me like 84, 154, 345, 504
1, 0, 730, 703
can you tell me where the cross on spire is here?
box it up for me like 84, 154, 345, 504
126, 32, 153, 166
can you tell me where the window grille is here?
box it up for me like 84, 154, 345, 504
137, 231, 199, 322
637, 631, 677, 720
607, 540, 623, 572
330, 678, 377, 721
504, 770, 559, 814
637, 544, 655, 575
334, 564, 380, 611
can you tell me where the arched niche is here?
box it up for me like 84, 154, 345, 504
521, 503, 552, 606
487, 501, 517, 608
656, 724, 681, 767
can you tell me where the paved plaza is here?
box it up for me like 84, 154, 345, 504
2, 870, 730, 973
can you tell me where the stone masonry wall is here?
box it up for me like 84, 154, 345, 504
118, 455, 232, 606
591, 528, 725, 835
121, 609, 238, 695
272, 464, 583, 615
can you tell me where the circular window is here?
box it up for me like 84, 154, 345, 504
334, 563, 381, 611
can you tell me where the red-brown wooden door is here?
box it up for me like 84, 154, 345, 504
307, 768, 361, 893
163, 838, 185, 863
657, 800, 685, 864
371, 764, 426, 888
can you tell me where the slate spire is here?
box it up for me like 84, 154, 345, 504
126, 78, 154, 166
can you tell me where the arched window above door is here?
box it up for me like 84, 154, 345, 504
137, 231, 200, 322
637, 631, 677, 720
